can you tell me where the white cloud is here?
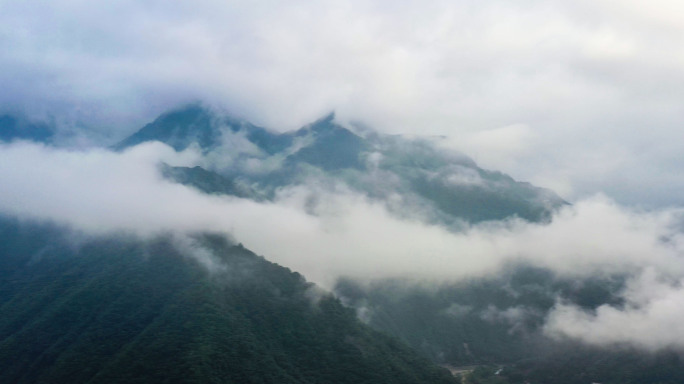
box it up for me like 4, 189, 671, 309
439, 124, 536, 176
545, 268, 684, 350
2, 141, 684, 350
2, 1, 684, 205
1, 142, 683, 290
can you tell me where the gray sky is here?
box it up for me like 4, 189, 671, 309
2, 0, 684, 207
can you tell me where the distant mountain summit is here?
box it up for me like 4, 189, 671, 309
113, 104, 292, 155
116, 104, 566, 224
113, 105, 225, 152
0, 115, 54, 144
285, 112, 369, 171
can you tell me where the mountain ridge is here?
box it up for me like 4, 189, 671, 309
116, 104, 567, 224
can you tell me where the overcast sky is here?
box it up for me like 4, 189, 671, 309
2, 0, 684, 206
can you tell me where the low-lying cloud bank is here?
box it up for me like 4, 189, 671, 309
1, 140, 684, 350
545, 269, 684, 351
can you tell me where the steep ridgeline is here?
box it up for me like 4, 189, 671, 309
0, 216, 456, 384
114, 105, 566, 224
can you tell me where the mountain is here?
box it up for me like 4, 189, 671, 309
113, 104, 220, 152
335, 269, 684, 384
334, 266, 625, 365
116, 105, 567, 224
0, 216, 456, 384
160, 164, 264, 200
284, 113, 369, 171
113, 104, 292, 154
4, 104, 682, 384
117, 105, 684, 384
0, 115, 54, 144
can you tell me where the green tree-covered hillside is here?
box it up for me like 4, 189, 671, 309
0, 217, 456, 384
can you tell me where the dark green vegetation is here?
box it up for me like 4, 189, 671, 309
507, 345, 684, 384
115, 105, 566, 224
335, 266, 626, 365
456, 346, 684, 384
0, 217, 456, 384
336, 271, 684, 384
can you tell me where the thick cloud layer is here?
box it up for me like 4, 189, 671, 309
2, 141, 683, 294
2, 141, 684, 349
2, 1, 684, 205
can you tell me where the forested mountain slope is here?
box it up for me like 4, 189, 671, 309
0, 217, 456, 384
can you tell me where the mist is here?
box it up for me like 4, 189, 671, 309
2, 140, 684, 353
2, 141, 682, 283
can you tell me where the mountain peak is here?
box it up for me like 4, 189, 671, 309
302, 111, 339, 135
114, 104, 293, 155
113, 105, 566, 223
113, 104, 227, 152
